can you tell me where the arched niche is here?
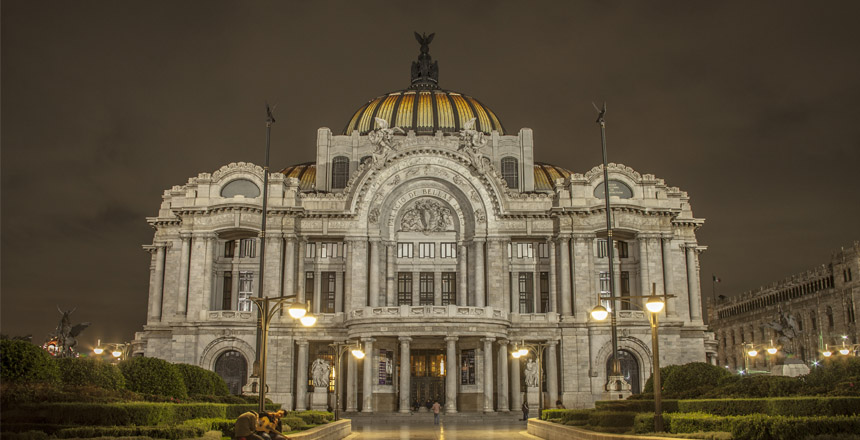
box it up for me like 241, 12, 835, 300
377, 179, 473, 242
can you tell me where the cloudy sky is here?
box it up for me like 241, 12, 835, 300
2, 1, 859, 348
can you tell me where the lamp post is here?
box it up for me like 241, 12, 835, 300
250, 296, 316, 413
591, 284, 670, 432
93, 340, 130, 362
511, 341, 548, 419
329, 340, 365, 421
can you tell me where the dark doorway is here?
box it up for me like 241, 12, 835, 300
605, 349, 641, 394
215, 350, 248, 395
410, 349, 446, 407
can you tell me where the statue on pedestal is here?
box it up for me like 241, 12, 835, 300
524, 358, 539, 388
311, 358, 331, 388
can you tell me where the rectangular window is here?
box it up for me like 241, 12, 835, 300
397, 272, 413, 305
618, 241, 629, 258
440, 243, 457, 258
397, 243, 413, 258
321, 272, 336, 313
513, 243, 533, 259
460, 349, 476, 385
811, 316, 817, 330
238, 271, 254, 311
441, 272, 456, 305
378, 349, 393, 385
539, 272, 549, 313
320, 242, 340, 258
419, 272, 434, 305
305, 271, 314, 298
518, 272, 534, 313
599, 271, 611, 310
222, 273, 233, 310
305, 243, 316, 258
620, 271, 631, 310
418, 243, 435, 258
224, 240, 235, 258
538, 243, 550, 259
239, 238, 256, 258
598, 239, 608, 258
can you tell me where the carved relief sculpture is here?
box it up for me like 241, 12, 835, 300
399, 199, 453, 234
369, 117, 405, 169
311, 358, 331, 388
459, 118, 491, 173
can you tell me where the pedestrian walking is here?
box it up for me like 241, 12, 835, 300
521, 400, 529, 421
432, 400, 442, 425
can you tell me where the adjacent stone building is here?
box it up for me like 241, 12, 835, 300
711, 242, 859, 371
135, 38, 709, 411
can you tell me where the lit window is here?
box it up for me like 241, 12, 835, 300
460, 349, 476, 385
322, 272, 336, 313
513, 243, 533, 259
599, 272, 611, 310
238, 272, 254, 311
419, 243, 435, 258
501, 157, 518, 189
440, 243, 457, 258
331, 156, 349, 189
397, 243, 413, 258
597, 239, 608, 258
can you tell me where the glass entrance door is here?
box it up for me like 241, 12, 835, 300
410, 349, 446, 407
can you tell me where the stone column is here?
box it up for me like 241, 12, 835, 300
295, 340, 309, 411
638, 236, 649, 307
445, 336, 458, 413
342, 241, 351, 312
434, 271, 442, 306
548, 240, 557, 313
297, 240, 306, 303
346, 352, 358, 412
178, 233, 191, 315
458, 244, 468, 306
497, 340, 510, 411
558, 236, 572, 316
510, 353, 522, 412
502, 240, 511, 312
283, 237, 296, 296
482, 337, 495, 412
475, 240, 486, 307
546, 340, 558, 407
361, 337, 375, 413
263, 234, 283, 297
386, 243, 396, 306
399, 336, 412, 413
149, 244, 166, 321
368, 240, 379, 307
202, 235, 215, 311
661, 235, 676, 317
511, 270, 520, 314
686, 245, 703, 320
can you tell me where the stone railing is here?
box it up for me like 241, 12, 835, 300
348, 305, 507, 321
204, 310, 344, 325
205, 310, 256, 321
511, 312, 560, 324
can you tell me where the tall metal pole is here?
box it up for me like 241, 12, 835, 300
257, 300, 271, 413
596, 104, 621, 380
650, 311, 663, 432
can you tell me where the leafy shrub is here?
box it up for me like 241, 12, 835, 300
587, 410, 638, 427
55, 357, 126, 390
0, 340, 60, 384
0, 431, 51, 440
678, 399, 768, 416
802, 357, 860, 396
55, 425, 204, 439
595, 399, 680, 413
713, 375, 801, 398
281, 415, 308, 431
635, 412, 860, 439
0, 402, 279, 426
175, 363, 229, 397
119, 357, 187, 399
285, 410, 332, 425
643, 362, 734, 399
541, 409, 567, 420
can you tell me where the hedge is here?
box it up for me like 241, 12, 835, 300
119, 357, 187, 399
55, 357, 126, 390
634, 412, 860, 440
595, 399, 680, 413
176, 363, 229, 397
54, 425, 204, 439
596, 397, 860, 417
0, 340, 60, 384
0, 403, 280, 427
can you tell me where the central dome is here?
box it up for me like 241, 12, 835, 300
343, 33, 505, 136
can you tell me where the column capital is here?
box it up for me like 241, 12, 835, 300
179, 232, 192, 240
481, 337, 496, 343
444, 336, 459, 342
472, 237, 487, 244
497, 339, 509, 347
398, 336, 413, 343
547, 339, 558, 347
296, 339, 309, 347
556, 233, 572, 240
572, 232, 596, 240
361, 336, 376, 343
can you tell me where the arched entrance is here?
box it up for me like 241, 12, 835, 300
606, 349, 641, 394
214, 350, 248, 395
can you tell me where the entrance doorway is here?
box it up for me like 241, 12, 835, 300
410, 349, 446, 407
214, 350, 248, 395
605, 349, 641, 394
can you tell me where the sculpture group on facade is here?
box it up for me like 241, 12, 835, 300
399, 199, 453, 233
368, 117, 405, 169
458, 118, 491, 174
311, 358, 331, 388
524, 358, 539, 388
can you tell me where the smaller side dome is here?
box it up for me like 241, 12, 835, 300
280, 162, 316, 191
534, 162, 572, 191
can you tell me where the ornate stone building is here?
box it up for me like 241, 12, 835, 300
135, 37, 709, 411
711, 242, 859, 371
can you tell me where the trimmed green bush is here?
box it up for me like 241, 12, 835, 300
0, 339, 60, 384
0, 402, 279, 426
55, 425, 204, 439
176, 363, 229, 397
588, 410, 638, 427
284, 410, 333, 425
635, 412, 860, 439
595, 399, 680, 413
55, 357, 126, 390
281, 415, 308, 431
643, 362, 733, 399
119, 357, 187, 399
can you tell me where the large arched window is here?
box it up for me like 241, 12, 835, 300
501, 157, 518, 189
606, 350, 640, 394
214, 350, 248, 395
331, 156, 349, 189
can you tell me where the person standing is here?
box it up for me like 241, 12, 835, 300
521, 400, 529, 421
432, 400, 442, 425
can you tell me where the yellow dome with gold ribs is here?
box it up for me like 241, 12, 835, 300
342, 32, 504, 136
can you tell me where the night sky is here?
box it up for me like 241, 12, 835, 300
2, 1, 859, 350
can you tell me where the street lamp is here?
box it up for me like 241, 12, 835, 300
250, 296, 315, 413
329, 340, 365, 421
511, 340, 549, 419
92, 340, 130, 361
591, 284, 669, 432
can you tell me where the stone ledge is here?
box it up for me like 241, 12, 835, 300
286, 419, 351, 440
527, 419, 677, 440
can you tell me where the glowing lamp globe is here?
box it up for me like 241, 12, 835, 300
591, 305, 609, 321
645, 295, 665, 314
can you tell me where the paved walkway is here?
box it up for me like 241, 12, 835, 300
349, 415, 540, 439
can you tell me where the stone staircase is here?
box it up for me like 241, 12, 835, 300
345, 410, 525, 424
